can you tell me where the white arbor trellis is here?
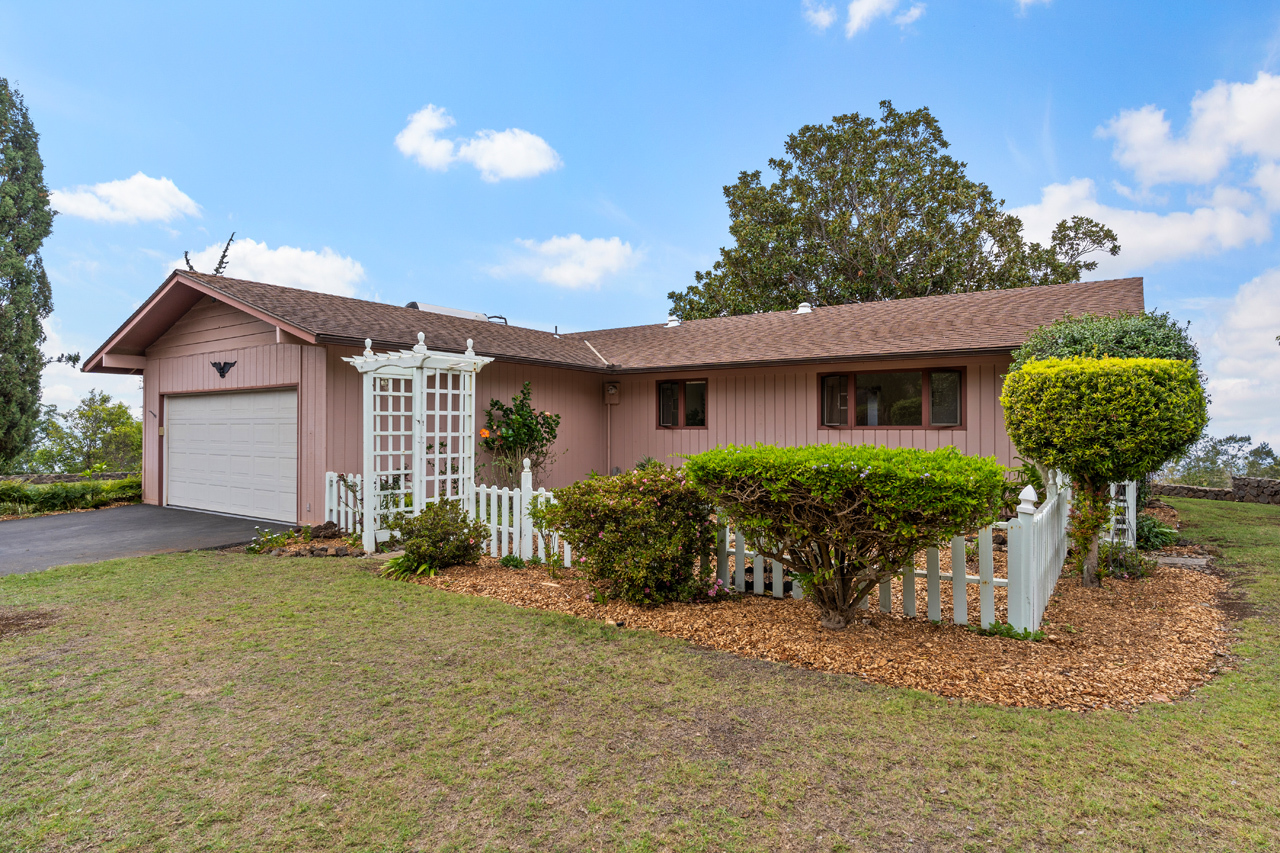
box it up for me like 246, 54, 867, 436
345, 334, 493, 553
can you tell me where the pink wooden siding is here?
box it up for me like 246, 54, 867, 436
147, 295, 277, 358
141, 300, 330, 524
601, 355, 1016, 476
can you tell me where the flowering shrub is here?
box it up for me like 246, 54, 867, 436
683, 444, 1006, 630
531, 467, 716, 605
480, 382, 561, 487
393, 498, 488, 577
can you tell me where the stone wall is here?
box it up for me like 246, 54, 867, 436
2, 472, 138, 485
1151, 483, 1235, 501
1231, 476, 1280, 505
1153, 476, 1280, 505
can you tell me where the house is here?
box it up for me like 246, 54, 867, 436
84, 270, 1144, 525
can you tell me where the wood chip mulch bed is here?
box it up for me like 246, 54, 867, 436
408, 550, 1233, 712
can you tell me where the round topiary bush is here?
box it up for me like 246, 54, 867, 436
1000, 356, 1207, 586
531, 466, 716, 605
682, 444, 1007, 630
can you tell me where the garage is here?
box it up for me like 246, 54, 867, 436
165, 389, 298, 523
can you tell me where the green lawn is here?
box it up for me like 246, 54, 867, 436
1, 499, 1278, 852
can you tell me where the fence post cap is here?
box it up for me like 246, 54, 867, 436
523, 458, 531, 471
1017, 485, 1039, 514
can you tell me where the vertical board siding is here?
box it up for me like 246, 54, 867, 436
598, 354, 1015, 482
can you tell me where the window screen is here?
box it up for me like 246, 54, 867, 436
822, 375, 848, 426
855, 372, 922, 426
684, 381, 707, 427
658, 382, 679, 427
930, 370, 961, 426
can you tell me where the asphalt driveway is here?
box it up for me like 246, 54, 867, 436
0, 504, 292, 576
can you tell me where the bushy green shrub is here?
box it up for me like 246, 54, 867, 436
480, 382, 561, 487
1001, 357, 1207, 587
683, 444, 1006, 630
0, 476, 141, 514
1136, 513, 1178, 551
530, 468, 715, 605
499, 553, 525, 569
396, 499, 488, 576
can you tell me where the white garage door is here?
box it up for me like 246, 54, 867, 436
166, 389, 298, 523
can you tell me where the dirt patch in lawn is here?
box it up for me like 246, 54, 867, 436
409, 554, 1231, 712
0, 607, 58, 639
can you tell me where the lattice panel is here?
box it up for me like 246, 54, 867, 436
372, 375, 414, 518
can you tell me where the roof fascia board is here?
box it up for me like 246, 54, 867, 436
84, 272, 318, 373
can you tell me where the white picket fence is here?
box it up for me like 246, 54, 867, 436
324, 472, 363, 535
473, 464, 572, 567
325, 463, 1075, 631
717, 479, 1073, 632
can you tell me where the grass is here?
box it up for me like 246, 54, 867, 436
0, 500, 1278, 852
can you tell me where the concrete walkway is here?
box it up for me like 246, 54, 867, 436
0, 504, 292, 576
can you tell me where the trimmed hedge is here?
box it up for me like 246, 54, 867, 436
0, 476, 142, 513
531, 467, 716, 605
1001, 356, 1207, 586
683, 444, 1006, 629
1001, 357, 1207, 485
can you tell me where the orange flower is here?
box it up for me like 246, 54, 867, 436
479, 428, 490, 438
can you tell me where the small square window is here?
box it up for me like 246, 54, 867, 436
856, 372, 922, 426
684, 381, 707, 427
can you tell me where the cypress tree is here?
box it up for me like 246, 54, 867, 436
0, 78, 55, 470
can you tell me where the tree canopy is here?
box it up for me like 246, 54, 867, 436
669, 101, 1120, 319
0, 78, 55, 469
16, 390, 143, 474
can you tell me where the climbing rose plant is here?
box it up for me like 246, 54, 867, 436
479, 382, 561, 488
683, 444, 1006, 630
531, 466, 716, 605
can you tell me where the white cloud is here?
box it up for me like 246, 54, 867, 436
845, 0, 898, 36
1017, 0, 1050, 9
1200, 268, 1280, 446
51, 172, 200, 224
802, 0, 837, 30
1010, 177, 1271, 274
491, 234, 639, 289
395, 104, 561, 182
393, 104, 457, 170
456, 129, 563, 182
1253, 161, 1280, 209
172, 238, 365, 297
40, 318, 143, 416
1098, 72, 1280, 187
894, 3, 925, 25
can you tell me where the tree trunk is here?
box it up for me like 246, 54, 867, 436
1081, 533, 1101, 588
819, 607, 853, 630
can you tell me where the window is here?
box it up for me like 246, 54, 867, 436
657, 379, 708, 428
822, 375, 848, 427
819, 369, 963, 428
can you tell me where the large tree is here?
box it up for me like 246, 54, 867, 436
0, 79, 55, 469
670, 101, 1120, 319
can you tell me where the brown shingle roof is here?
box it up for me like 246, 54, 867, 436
182, 272, 605, 369
568, 278, 1145, 371
96, 271, 1143, 374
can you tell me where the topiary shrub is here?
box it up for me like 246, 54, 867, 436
682, 444, 1007, 630
395, 499, 487, 576
1001, 357, 1207, 587
530, 468, 715, 605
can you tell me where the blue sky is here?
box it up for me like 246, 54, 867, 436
7, 0, 1280, 444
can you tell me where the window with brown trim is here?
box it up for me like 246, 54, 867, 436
657, 379, 708, 428
819, 369, 963, 428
